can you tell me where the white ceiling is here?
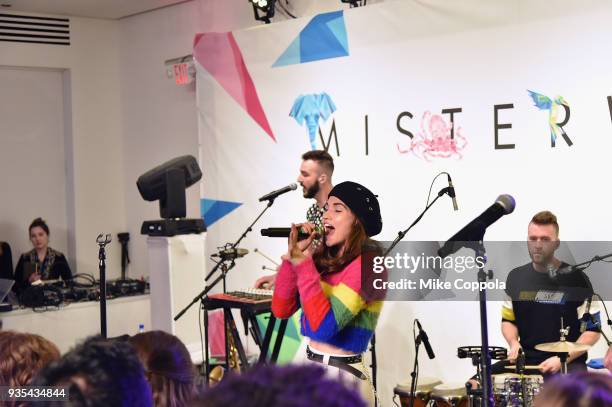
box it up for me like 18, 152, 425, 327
0, 0, 191, 20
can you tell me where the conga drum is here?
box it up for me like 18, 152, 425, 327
430, 383, 468, 407
394, 377, 442, 407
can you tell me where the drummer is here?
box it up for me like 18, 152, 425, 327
500, 211, 601, 375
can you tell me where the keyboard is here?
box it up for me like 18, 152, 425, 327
204, 288, 273, 311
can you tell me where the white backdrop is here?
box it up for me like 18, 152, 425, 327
196, 2, 612, 405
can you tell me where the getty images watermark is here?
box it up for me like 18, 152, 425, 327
371, 251, 499, 292
361, 241, 612, 301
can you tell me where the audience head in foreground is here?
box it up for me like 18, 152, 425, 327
129, 330, 196, 407
534, 371, 612, 407
194, 363, 366, 407
0, 330, 60, 387
34, 335, 152, 407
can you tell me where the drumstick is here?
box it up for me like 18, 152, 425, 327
253, 248, 279, 266
503, 365, 540, 370
504, 365, 540, 369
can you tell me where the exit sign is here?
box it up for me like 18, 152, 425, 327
173, 63, 190, 85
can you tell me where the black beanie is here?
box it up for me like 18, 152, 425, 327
328, 181, 382, 237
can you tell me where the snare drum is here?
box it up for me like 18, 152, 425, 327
503, 375, 543, 407
492, 373, 518, 406
430, 383, 468, 407
491, 373, 543, 407
394, 377, 442, 407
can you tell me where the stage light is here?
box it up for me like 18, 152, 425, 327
341, 0, 365, 7
137, 155, 202, 219
249, 0, 276, 24
137, 155, 206, 236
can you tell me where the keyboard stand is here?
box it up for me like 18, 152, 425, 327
258, 313, 288, 364
201, 295, 288, 380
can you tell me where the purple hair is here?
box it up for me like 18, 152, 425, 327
195, 364, 366, 407
534, 371, 612, 407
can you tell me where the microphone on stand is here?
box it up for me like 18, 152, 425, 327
258, 183, 298, 202
211, 248, 249, 260
416, 319, 436, 360
438, 194, 515, 258
546, 263, 559, 280
447, 174, 459, 211
580, 296, 593, 333
547, 263, 587, 280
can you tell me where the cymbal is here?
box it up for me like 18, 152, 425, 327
535, 341, 591, 353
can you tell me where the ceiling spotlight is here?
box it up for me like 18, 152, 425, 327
341, 0, 365, 7
249, 0, 276, 24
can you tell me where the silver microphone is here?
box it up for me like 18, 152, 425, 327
212, 248, 249, 259
547, 263, 558, 279
547, 263, 580, 279
258, 183, 298, 202
580, 296, 593, 333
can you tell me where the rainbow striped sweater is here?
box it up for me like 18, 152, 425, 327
272, 256, 383, 354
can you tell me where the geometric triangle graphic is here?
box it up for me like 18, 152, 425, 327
326, 14, 348, 54
256, 311, 304, 364
273, 35, 301, 67
273, 11, 349, 67
200, 198, 242, 228
193, 32, 275, 141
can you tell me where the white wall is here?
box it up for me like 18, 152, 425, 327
0, 67, 69, 261
0, 14, 126, 278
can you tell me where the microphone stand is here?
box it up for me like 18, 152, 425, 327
581, 271, 612, 346
382, 188, 452, 407
474, 242, 494, 407
96, 234, 112, 338
569, 252, 612, 271
382, 187, 454, 258
408, 320, 422, 407
204, 199, 275, 282
175, 198, 276, 321
566, 251, 612, 345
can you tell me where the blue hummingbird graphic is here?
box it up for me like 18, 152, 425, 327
527, 90, 573, 147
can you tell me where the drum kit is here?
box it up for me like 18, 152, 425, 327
394, 333, 593, 407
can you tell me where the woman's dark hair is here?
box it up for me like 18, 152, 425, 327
34, 335, 152, 407
29, 217, 49, 236
313, 216, 370, 275
129, 331, 195, 407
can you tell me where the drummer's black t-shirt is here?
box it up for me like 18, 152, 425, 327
503, 262, 593, 364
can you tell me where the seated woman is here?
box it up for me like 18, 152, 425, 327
13, 217, 72, 294
272, 181, 384, 405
